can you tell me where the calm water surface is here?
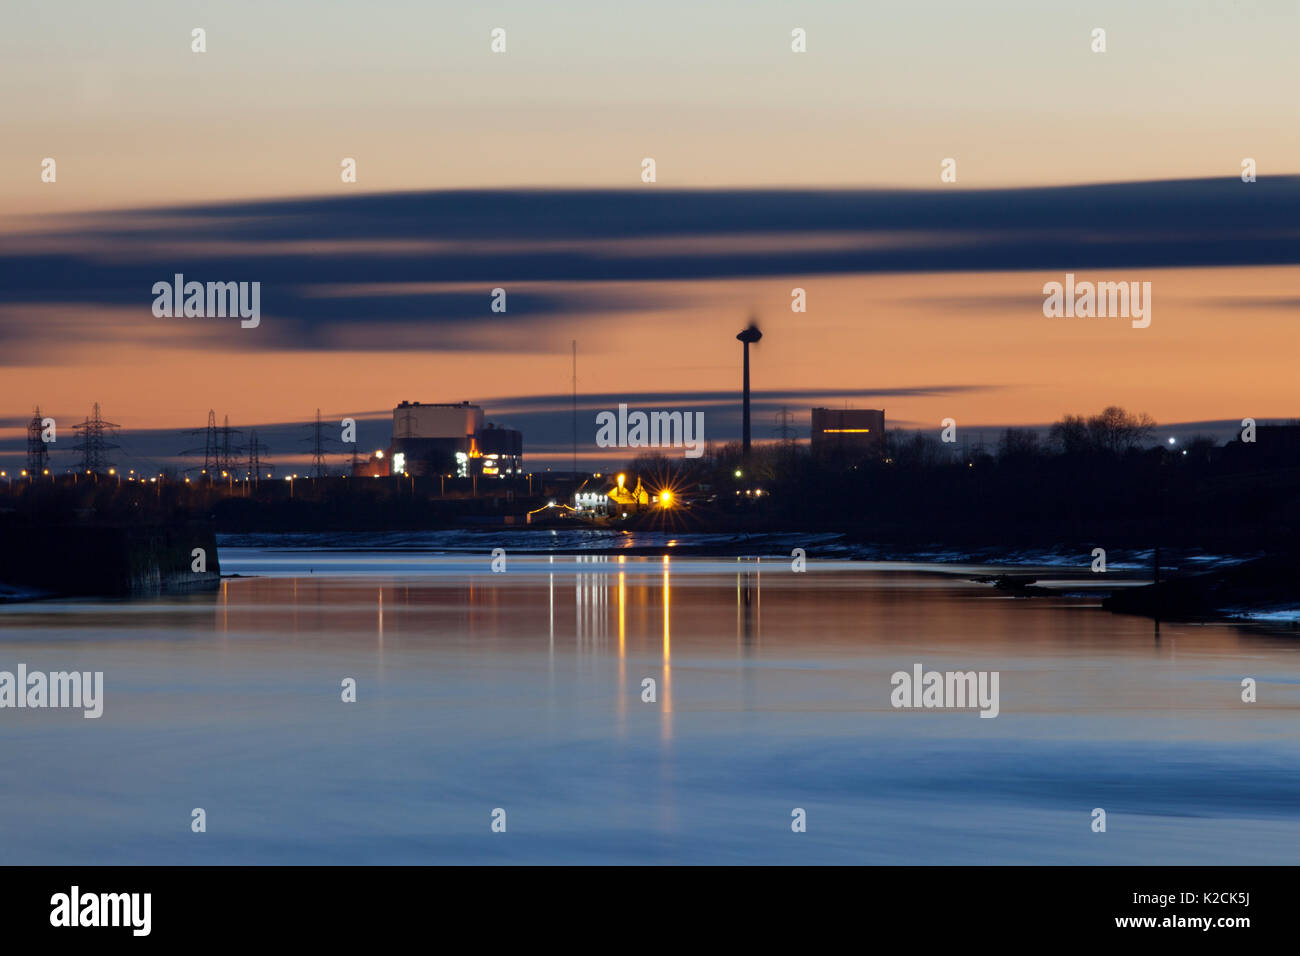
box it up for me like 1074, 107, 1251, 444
1, 548, 1297, 864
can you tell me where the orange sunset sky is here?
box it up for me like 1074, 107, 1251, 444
2, 1, 1298, 469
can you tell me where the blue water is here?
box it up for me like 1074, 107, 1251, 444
0, 546, 1297, 864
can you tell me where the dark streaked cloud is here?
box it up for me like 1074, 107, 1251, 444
2, 177, 1297, 359
94, 178, 1299, 245
484, 385, 989, 413
1209, 296, 1300, 311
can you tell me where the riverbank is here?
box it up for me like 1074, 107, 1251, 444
214, 530, 1298, 627
0, 523, 220, 599
1104, 553, 1300, 624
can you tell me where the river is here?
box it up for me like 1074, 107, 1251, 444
1, 542, 1296, 864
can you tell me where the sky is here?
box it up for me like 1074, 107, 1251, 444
1, 1, 1298, 472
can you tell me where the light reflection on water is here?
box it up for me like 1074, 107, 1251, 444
0, 550, 1297, 865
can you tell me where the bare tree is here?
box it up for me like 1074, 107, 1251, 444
1086, 406, 1155, 454
997, 428, 1042, 461
1049, 414, 1090, 455
1051, 407, 1155, 455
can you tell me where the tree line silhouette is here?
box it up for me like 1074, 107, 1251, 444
622, 407, 1298, 551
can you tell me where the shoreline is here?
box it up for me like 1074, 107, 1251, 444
213, 533, 1298, 631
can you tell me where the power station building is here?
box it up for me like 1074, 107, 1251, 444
387, 401, 523, 477
811, 407, 885, 461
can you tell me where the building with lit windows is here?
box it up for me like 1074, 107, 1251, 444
352, 450, 389, 477
386, 401, 524, 477
474, 423, 524, 476
811, 407, 885, 460
573, 473, 649, 515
